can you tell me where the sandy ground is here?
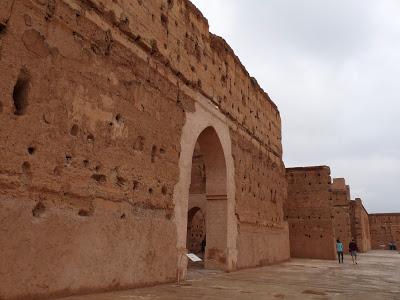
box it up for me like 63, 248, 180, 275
57, 250, 400, 300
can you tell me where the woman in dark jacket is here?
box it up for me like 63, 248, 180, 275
349, 239, 359, 264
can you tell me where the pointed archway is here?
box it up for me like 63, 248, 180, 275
186, 127, 229, 270
173, 99, 238, 280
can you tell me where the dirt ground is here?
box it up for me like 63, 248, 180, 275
58, 251, 400, 300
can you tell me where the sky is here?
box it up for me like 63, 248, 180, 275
190, 0, 400, 213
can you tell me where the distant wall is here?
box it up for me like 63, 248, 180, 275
285, 166, 336, 260
284, 169, 375, 259
369, 213, 400, 250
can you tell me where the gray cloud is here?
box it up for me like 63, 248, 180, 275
191, 0, 400, 212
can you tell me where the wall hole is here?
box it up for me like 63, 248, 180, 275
133, 180, 139, 190
32, 201, 46, 217
116, 176, 126, 187
0, 23, 6, 35
87, 134, 94, 142
91, 174, 106, 184
27, 146, 36, 155
161, 185, 167, 195
70, 124, 79, 136
78, 209, 91, 217
83, 160, 89, 167
65, 155, 72, 166
160, 13, 168, 29
13, 68, 30, 116
151, 145, 157, 163
115, 113, 123, 123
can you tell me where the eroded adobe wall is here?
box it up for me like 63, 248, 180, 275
234, 132, 289, 268
331, 178, 352, 253
71, 0, 283, 152
350, 199, 371, 252
71, 0, 288, 270
285, 167, 336, 260
369, 214, 400, 250
0, 0, 288, 299
0, 1, 183, 299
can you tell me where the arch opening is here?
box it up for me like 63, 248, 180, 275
186, 126, 228, 270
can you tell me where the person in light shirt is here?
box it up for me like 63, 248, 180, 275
336, 239, 344, 263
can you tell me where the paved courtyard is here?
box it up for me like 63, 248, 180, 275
58, 251, 400, 300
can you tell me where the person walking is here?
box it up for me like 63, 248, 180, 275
349, 239, 359, 264
336, 239, 344, 263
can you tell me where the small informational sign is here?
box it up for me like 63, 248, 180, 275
186, 253, 202, 262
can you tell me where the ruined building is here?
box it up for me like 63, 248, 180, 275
0, 0, 289, 299
285, 167, 371, 259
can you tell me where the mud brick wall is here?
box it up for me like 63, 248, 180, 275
0, 1, 183, 298
0, 0, 289, 299
285, 169, 373, 259
350, 198, 371, 252
233, 131, 288, 268
285, 166, 336, 260
369, 214, 400, 250
331, 178, 352, 253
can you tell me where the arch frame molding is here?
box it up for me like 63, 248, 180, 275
173, 96, 238, 278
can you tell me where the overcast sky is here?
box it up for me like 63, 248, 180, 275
191, 0, 400, 213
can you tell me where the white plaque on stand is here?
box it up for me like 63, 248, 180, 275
186, 253, 202, 262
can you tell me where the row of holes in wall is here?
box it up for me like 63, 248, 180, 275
32, 201, 129, 220
21, 154, 168, 195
